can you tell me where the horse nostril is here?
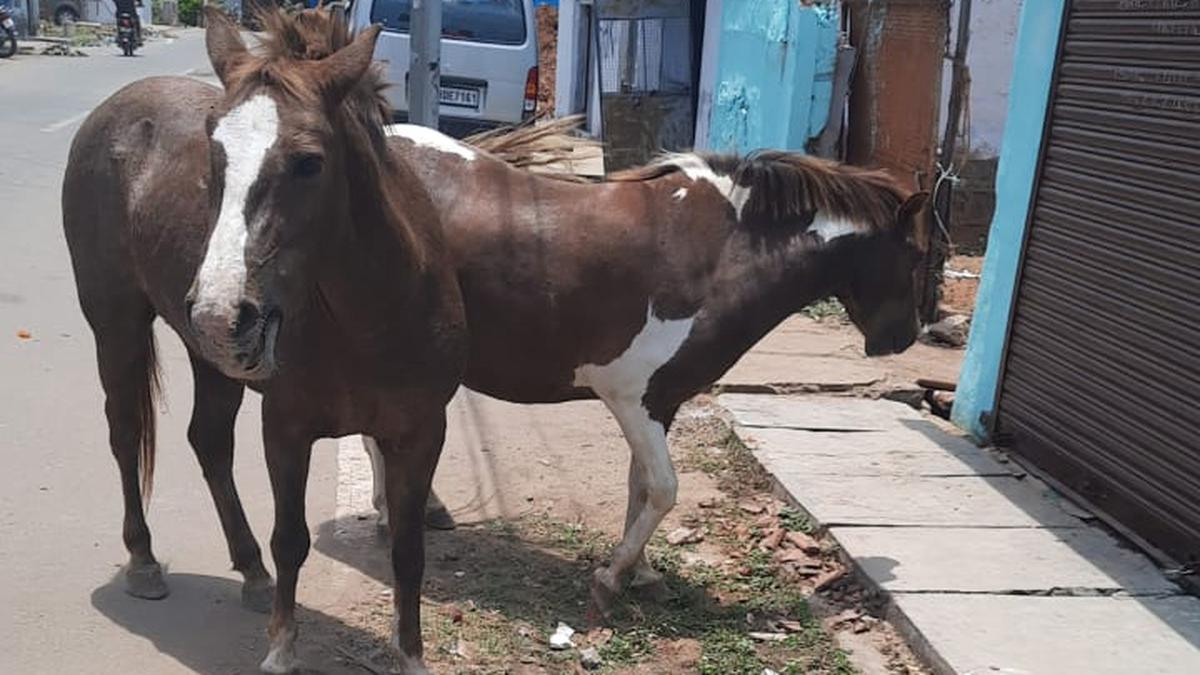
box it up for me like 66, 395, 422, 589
232, 301, 262, 339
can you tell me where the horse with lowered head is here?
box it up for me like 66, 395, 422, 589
62, 9, 464, 673
378, 122, 931, 615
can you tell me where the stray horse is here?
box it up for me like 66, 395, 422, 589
374, 124, 932, 613
62, 9, 465, 673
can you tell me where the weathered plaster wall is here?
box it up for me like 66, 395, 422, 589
704, 0, 839, 153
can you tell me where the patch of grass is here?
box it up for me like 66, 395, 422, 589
800, 297, 848, 322
699, 629, 760, 675
779, 507, 816, 534
681, 426, 772, 497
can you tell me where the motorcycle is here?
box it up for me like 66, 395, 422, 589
116, 10, 138, 57
0, 6, 17, 59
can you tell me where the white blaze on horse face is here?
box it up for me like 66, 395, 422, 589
809, 213, 863, 242
195, 94, 280, 314
662, 153, 752, 220
384, 123, 477, 161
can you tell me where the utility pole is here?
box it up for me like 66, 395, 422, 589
409, 0, 442, 128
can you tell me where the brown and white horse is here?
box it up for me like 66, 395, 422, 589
62, 10, 464, 673
373, 123, 931, 613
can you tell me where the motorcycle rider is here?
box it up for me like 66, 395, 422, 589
114, 0, 142, 47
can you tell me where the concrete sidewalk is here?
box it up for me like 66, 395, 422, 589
720, 393, 1200, 675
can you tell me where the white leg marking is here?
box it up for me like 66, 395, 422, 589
574, 302, 693, 588
259, 627, 298, 674
363, 436, 390, 529
598, 397, 677, 589
660, 153, 752, 220
194, 94, 279, 314
385, 123, 477, 161
391, 614, 431, 675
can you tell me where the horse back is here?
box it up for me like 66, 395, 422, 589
63, 76, 219, 329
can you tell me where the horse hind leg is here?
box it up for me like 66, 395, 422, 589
186, 352, 273, 612
364, 435, 455, 531
90, 298, 167, 600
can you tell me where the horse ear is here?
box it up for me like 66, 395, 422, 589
205, 7, 248, 88
315, 24, 382, 106
897, 191, 932, 254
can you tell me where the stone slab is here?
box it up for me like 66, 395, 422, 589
770, 472, 1083, 528
742, 427, 1014, 477
832, 526, 1179, 594
893, 594, 1200, 675
719, 353, 886, 390
720, 394, 923, 431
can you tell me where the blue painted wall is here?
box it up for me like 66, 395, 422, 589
952, 0, 1066, 441
705, 0, 839, 153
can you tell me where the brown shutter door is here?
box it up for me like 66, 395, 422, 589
996, 0, 1200, 567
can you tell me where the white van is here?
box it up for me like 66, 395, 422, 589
349, 0, 539, 137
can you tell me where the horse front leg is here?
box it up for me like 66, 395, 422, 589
186, 352, 272, 612
377, 416, 446, 675
364, 434, 455, 531
259, 412, 314, 674
591, 395, 678, 618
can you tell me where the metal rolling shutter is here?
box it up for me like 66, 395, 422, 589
995, 0, 1200, 566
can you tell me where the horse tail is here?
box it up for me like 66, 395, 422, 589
137, 329, 162, 510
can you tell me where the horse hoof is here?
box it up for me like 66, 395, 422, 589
630, 576, 672, 603
587, 569, 619, 625
242, 577, 275, 614
260, 637, 298, 674
125, 562, 169, 600
424, 504, 456, 531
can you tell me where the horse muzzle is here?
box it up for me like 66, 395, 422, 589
186, 297, 283, 381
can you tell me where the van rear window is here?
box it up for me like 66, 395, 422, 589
371, 0, 528, 46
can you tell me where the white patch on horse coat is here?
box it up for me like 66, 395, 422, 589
385, 123, 477, 161
809, 213, 863, 242
260, 626, 298, 674
661, 153, 751, 220
573, 303, 695, 397
194, 94, 279, 313
672, 187, 688, 201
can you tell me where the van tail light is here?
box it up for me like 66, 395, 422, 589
522, 66, 538, 119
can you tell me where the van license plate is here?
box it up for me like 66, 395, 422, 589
440, 86, 481, 110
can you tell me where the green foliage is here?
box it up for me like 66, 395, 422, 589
178, 0, 203, 26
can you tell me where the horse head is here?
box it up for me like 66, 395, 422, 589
186, 9, 383, 380
835, 190, 931, 356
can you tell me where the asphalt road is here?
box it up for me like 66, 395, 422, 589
0, 31, 350, 674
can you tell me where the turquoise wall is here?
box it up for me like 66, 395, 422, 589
952, 0, 1067, 441
706, 0, 839, 153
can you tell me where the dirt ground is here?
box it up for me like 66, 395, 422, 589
310, 317, 956, 674
940, 255, 982, 316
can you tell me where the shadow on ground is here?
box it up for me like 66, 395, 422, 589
91, 572, 387, 674
315, 516, 734, 635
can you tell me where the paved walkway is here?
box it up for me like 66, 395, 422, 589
720, 393, 1200, 675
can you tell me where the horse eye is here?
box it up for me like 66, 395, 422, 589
293, 154, 324, 178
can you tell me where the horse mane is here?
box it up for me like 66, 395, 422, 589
613, 152, 909, 233
225, 8, 393, 156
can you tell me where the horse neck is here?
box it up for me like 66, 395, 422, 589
707, 227, 851, 347
316, 123, 439, 333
